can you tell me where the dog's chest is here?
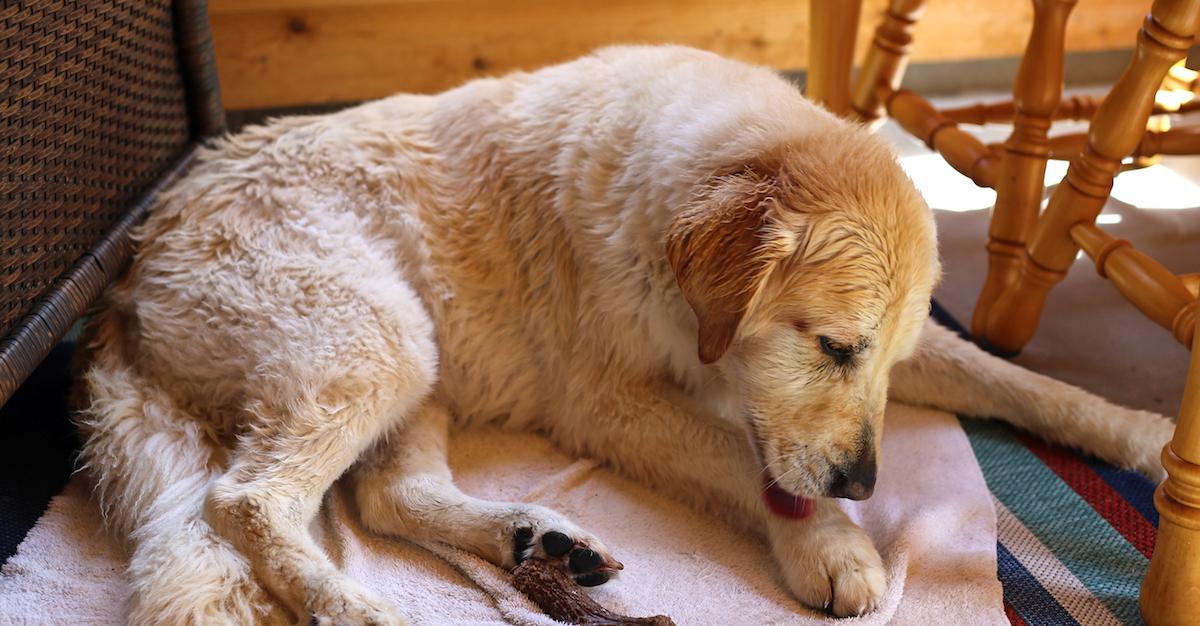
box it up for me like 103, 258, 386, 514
429, 303, 552, 429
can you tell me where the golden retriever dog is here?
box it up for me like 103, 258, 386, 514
76, 46, 1174, 624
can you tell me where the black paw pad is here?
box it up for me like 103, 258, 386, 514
513, 527, 535, 565
541, 531, 574, 557
574, 572, 610, 587
568, 548, 603, 573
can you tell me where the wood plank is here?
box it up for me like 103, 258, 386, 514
209, 0, 1148, 110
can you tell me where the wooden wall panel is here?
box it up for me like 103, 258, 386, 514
208, 0, 1148, 110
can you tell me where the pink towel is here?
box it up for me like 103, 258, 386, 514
0, 403, 1005, 625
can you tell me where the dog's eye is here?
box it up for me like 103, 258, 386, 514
818, 336, 855, 365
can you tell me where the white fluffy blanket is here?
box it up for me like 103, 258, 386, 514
0, 403, 1005, 625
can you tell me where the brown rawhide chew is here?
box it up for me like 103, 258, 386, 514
511, 559, 675, 626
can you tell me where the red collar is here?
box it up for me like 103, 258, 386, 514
762, 477, 815, 520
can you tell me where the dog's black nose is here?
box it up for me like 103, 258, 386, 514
826, 445, 877, 500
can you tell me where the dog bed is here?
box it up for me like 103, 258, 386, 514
0, 402, 1005, 625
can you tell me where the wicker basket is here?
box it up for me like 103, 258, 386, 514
0, 0, 225, 405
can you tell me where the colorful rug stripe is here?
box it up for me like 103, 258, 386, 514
1085, 458, 1159, 527
994, 496, 1122, 626
963, 419, 1150, 625
1016, 432, 1157, 558
1005, 600, 1029, 626
996, 541, 1078, 626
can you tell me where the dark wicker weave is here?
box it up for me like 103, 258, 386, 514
0, 0, 225, 404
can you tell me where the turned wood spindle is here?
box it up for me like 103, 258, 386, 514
1070, 223, 1196, 347
1045, 133, 1089, 161
1054, 94, 1106, 120
885, 88, 999, 187
1141, 291, 1200, 626
1048, 126, 1200, 160
1137, 125, 1200, 156
940, 101, 1019, 126
972, 0, 1077, 340
940, 94, 1113, 125
983, 0, 1200, 354
807, 1, 863, 118
851, 0, 927, 123
941, 92, 1200, 128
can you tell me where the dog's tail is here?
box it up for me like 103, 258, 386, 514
75, 308, 289, 626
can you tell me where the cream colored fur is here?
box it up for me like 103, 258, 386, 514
76, 46, 1175, 624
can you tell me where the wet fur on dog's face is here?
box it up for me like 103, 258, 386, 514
668, 133, 940, 500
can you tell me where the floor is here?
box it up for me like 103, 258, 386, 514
878, 88, 1200, 416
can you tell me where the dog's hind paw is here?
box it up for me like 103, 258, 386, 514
305, 574, 407, 626
506, 508, 623, 586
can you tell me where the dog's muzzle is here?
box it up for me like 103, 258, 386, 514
825, 444, 877, 500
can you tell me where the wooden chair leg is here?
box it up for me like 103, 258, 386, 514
1141, 304, 1200, 625
850, 0, 927, 123
971, 0, 1077, 340
1071, 223, 1196, 347
807, 1, 863, 117
982, 0, 1200, 354
885, 88, 1000, 187
942, 95, 1107, 125
1047, 126, 1200, 160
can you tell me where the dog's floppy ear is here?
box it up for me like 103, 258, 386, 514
667, 160, 792, 364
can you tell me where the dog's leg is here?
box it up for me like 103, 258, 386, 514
201, 286, 439, 626
889, 318, 1174, 479
203, 368, 429, 626
552, 386, 885, 617
78, 343, 288, 625
352, 401, 622, 584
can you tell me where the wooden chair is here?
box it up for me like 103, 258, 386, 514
807, 1, 1200, 623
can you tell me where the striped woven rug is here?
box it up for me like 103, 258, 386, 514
962, 418, 1158, 626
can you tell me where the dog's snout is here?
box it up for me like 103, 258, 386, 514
825, 445, 877, 501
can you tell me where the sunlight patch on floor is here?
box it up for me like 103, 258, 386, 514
1110, 164, 1200, 210
900, 152, 1200, 213
899, 154, 995, 212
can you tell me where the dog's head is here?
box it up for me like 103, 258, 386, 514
667, 131, 939, 503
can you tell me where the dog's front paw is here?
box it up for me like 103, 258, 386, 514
770, 510, 886, 617
783, 543, 885, 618
505, 506, 623, 586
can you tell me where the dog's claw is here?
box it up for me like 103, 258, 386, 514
569, 548, 604, 573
